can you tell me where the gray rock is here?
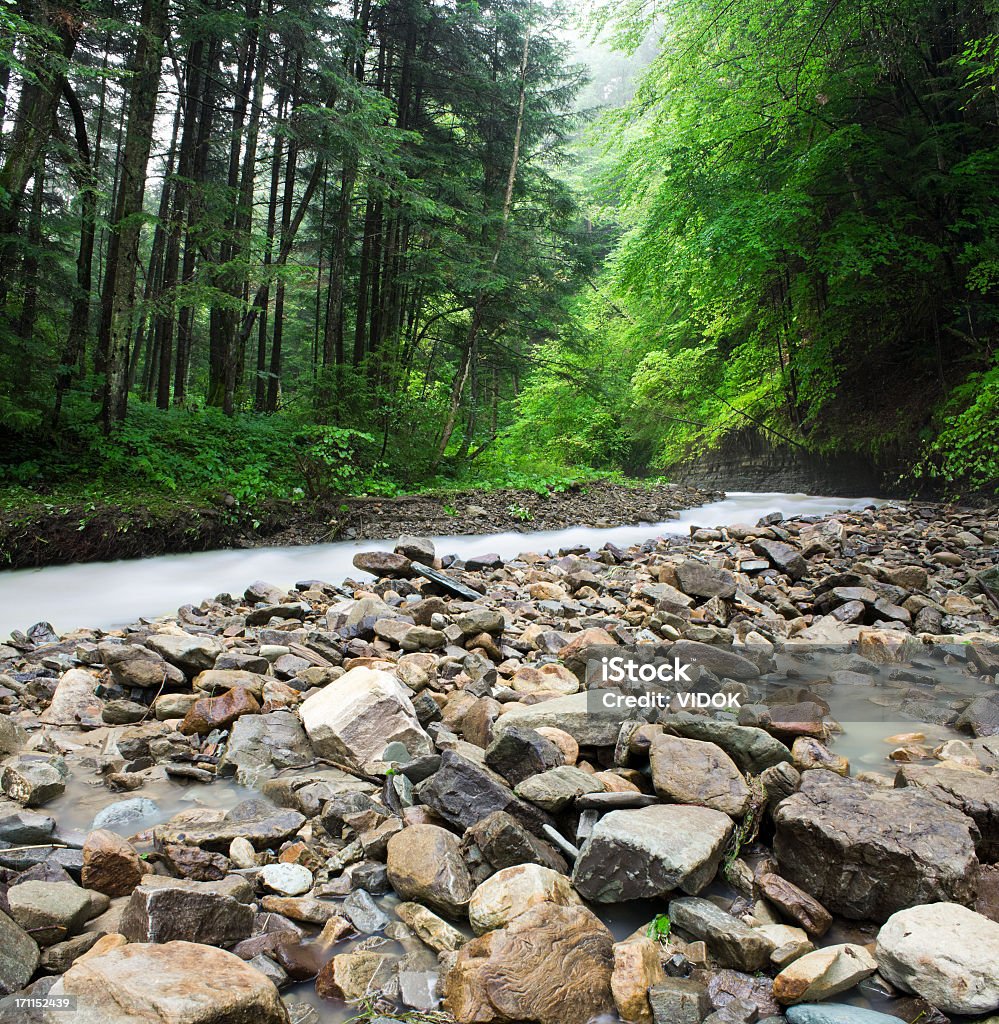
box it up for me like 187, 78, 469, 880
492, 690, 628, 747
415, 750, 553, 834
220, 710, 314, 785
751, 540, 807, 579
465, 810, 568, 874
572, 804, 733, 902
956, 693, 999, 737
396, 536, 436, 563
0, 908, 40, 994
676, 560, 737, 599
665, 713, 791, 774
455, 608, 505, 637
875, 902, 999, 1015
0, 715, 27, 755
0, 804, 55, 844
786, 1005, 907, 1024
670, 641, 762, 681
484, 727, 564, 786
343, 888, 389, 933
669, 897, 775, 971
650, 978, 710, 1024
1, 756, 67, 807
144, 633, 224, 673
153, 799, 305, 852
6, 880, 92, 946
92, 798, 159, 830
120, 876, 254, 945
353, 550, 413, 578
102, 643, 185, 689
774, 770, 979, 921
514, 766, 604, 812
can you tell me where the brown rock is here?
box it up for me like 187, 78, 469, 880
315, 950, 395, 1001
179, 686, 260, 736
81, 830, 144, 898
612, 937, 665, 1024
444, 903, 615, 1024
650, 733, 751, 816
386, 824, 474, 919
756, 873, 832, 937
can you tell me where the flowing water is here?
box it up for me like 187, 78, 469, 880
0, 491, 881, 640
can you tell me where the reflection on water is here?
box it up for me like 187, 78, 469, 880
0, 491, 879, 638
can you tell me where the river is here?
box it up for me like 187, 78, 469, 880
0, 491, 880, 640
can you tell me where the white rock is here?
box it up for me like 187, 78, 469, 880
468, 863, 581, 934
773, 943, 877, 1005
299, 667, 432, 771
229, 837, 257, 869
875, 902, 999, 1015
259, 862, 313, 896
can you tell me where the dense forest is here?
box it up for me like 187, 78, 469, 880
0, 0, 997, 532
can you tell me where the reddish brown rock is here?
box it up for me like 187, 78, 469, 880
179, 686, 260, 736
81, 829, 144, 897
443, 903, 614, 1024
757, 872, 833, 937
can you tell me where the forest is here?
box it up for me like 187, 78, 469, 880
0, 0, 997, 534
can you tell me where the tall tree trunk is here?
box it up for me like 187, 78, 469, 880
99, 0, 168, 432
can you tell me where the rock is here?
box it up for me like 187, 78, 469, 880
399, 967, 440, 1010
154, 799, 305, 852
162, 844, 230, 881
103, 643, 186, 689
2, 755, 67, 806
395, 902, 467, 952
43, 940, 288, 1023
772, 943, 877, 1005
299, 666, 431, 771
258, 896, 342, 925
509, 663, 580, 695
443, 903, 614, 1024
6, 880, 92, 946
755, 923, 814, 967
650, 733, 751, 816
315, 949, 396, 1001
875, 902, 999, 1015
465, 810, 568, 874
666, 713, 790, 773
179, 686, 260, 736
669, 897, 775, 971
676, 559, 737, 599
455, 608, 506, 637
37, 668, 105, 727
756, 873, 832, 937
102, 699, 150, 724
670, 640, 762, 681
786, 1005, 908, 1024
572, 804, 733, 902
92, 797, 158, 830
81, 829, 144, 897
774, 770, 979, 921
260, 863, 313, 896
144, 633, 224, 673
492, 691, 628, 747
396, 536, 436, 563
386, 824, 474, 919
468, 863, 581, 934
612, 938, 665, 1024
751, 539, 807, 579
514, 765, 604, 812
120, 876, 254, 946
0, 908, 40, 994
894, 763, 999, 860
649, 978, 710, 1024
193, 669, 271, 698
153, 692, 199, 719
342, 888, 389, 933
484, 727, 564, 785
0, 715, 26, 755
220, 710, 313, 784
414, 750, 551, 833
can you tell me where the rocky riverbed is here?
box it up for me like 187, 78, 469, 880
0, 500, 998, 1024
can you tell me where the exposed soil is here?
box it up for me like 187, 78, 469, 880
0, 481, 720, 571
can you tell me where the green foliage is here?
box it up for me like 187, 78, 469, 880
647, 913, 671, 943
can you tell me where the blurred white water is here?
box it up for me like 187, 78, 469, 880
0, 491, 879, 638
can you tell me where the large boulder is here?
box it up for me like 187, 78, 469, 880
773, 771, 979, 921
491, 691, 629, 747
386, 824, 474, 919
649, 733, 751, 816
153, 799, 305, 852
468, 863, 581, 934
664, 713, 791, 773
6, 880, 92, 945
43, 941, 288, 1023
875, 902, 999, 1015
572, 804, 733, 902
120, 876, 254, 946
219, 710, 314, 784
444, 903, 615, 1024
38, 669, 105, 727
299, 666, 432, 771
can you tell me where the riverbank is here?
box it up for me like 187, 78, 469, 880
0, 481, 719, 571
0, 499, 998, 1023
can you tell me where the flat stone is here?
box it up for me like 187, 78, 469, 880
342, 888, 389, 933
676, 560, 737, 599
394, 902, 467, 952
43, 940, 287, 1023
492, 690, 629, 747
669, 897, 775, 972
92, 798, 158, 830
154, 799, 305, 852
751, 539, 807, 579
786, 1005, 909, 1024
875, 902, 999, 1015
774, 770, 979, 921
315, 949, 396, 1001
514, 765, 604, 812
219, 710, 313, 785
38, 669, 105, 727
572, 804, 733, 902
